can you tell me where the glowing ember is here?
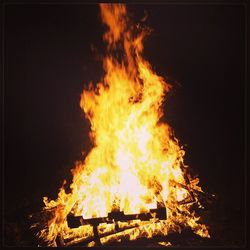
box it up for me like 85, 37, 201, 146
33, 4, 210, 246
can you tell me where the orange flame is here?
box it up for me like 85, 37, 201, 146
36, 4, 210, 246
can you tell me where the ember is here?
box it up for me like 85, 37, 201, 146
31, 3, 211, 246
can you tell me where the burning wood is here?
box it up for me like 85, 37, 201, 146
56, 220, 160, 247
31, 3, 212, 246
67, 207, 166, 228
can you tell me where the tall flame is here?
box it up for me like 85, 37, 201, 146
35, 4, 210, 246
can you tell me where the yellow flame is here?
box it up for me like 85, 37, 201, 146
37, 4, 209, 246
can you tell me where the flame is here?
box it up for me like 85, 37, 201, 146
35, 4, 210, 246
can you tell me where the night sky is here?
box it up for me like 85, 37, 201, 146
3, 3, 245, 246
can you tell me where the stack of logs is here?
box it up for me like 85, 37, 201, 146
30, 179, 215, 247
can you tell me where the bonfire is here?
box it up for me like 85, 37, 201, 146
31, 4, 212, 247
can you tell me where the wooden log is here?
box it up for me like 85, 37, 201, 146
67, 207, 166, 229
62, 219, 158, 246
90, 220, 168, 246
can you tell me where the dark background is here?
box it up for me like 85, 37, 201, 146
3, 3, 245, 247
